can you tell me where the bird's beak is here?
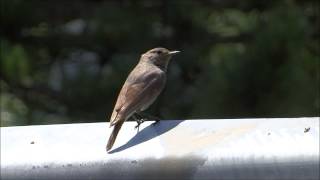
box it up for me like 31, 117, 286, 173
169, 50, 180, 55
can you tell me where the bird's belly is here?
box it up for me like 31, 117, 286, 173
140, 95, 158, 111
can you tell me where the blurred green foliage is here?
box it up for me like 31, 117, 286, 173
1, 0, 319, 126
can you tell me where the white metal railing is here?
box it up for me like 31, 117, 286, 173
1, 117, 319, 180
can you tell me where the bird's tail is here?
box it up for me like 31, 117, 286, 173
106, 121, 124, 152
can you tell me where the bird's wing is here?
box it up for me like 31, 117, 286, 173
109, 70, 165, 126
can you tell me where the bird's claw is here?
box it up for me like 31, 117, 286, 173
134, 119, 145, 130
152, 120, 160, 126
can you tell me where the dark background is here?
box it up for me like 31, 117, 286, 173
1, 0, 319, 126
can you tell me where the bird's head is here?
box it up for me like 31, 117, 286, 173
141, 47, 180, 69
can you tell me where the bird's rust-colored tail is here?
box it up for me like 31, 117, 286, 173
106, 121, 124, 152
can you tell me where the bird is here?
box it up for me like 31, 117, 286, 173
106, 47, 180, 151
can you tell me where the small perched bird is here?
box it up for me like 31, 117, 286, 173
106, 47, 180, 151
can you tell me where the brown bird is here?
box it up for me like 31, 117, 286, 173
106, 47, 180, 151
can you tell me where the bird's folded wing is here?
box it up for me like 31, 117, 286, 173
109, 71, 165, 126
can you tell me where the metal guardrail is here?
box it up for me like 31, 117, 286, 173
1, 117, 319, 180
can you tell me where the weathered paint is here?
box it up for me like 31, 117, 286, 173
1, 118, 319, 180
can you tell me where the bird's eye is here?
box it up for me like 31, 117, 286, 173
153, 50, 162, 54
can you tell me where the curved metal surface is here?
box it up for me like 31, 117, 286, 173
1, 117, 319, 180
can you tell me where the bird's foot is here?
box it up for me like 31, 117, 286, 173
132, 112, 162, 131
152, 119, 160, 126
137, 112, 161, 121
134, 118, 145, 130
132, 113, 145, 131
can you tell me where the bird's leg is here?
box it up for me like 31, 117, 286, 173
136, 112, 161, 125
132, 113, 145, 131
152, 119, 160, 126
132, 112, 162, 130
